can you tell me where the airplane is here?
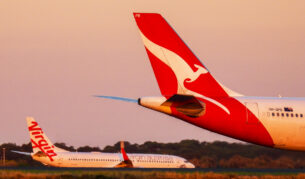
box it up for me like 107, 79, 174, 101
12, 117, 195, 168
97, 13, 305, 152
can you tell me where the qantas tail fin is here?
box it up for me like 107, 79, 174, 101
133, 13, 242, 98
26, 117, 66, 161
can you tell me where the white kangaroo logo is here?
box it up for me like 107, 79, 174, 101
185, 64, 208, 83
140, 32, 230, 114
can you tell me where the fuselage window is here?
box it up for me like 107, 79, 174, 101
281, 113, 284, 117
276, 113, 280, 117
272, 113, 275, 116
286, 113, 289, 117
291, 113, 294, 117
296, 114, 299, 117
301, 114, 303, 118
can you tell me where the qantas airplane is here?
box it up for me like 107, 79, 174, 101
12, 117, 194, 168
98, 13, 305, 151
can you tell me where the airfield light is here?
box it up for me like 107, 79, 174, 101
2, 148, 5, 166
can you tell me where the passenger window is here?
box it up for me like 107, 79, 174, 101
281, 113, 284, 117
291, 113, 294, 117
296, 114, 299, 117
277, 113, 280, 117
286, 113, 289, 117
272, 113, 275, 116
301, 114, 303, 118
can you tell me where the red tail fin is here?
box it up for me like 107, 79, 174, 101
120, 141, 129, 161
133, 13, 230, 98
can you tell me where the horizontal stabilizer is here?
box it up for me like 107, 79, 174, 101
11, 150, 31, 156
94, 95, 138, 103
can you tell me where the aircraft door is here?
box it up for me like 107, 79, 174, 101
245, 102, 259, 124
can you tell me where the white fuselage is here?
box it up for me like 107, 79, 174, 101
32, 152, 194, 168
236, 96, 305, 151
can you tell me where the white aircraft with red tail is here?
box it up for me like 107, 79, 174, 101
12, 117, 194, 168
98, 13, 305, 151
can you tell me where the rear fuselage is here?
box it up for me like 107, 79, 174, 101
236, 96, 305, 151
139, 96, 305, 151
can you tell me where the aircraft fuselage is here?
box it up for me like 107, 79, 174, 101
139, 96, 305, 151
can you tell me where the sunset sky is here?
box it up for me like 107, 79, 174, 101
1, 0, 305, 148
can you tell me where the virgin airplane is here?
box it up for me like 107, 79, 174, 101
98, 13, 305, 151
12, 117, 194, 168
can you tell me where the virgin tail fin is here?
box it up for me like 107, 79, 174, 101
26, 117, 66, 161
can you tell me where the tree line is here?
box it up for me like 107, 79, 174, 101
2, 140, 305, 168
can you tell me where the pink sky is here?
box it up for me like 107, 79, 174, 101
1, 0, 305, 148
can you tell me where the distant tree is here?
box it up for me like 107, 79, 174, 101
77, 146, 102, 152
54, 142, 76, 152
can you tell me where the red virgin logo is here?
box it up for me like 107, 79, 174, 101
29, 121, 57, 161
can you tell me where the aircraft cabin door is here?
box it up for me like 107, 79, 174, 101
245, 102, 259, 124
